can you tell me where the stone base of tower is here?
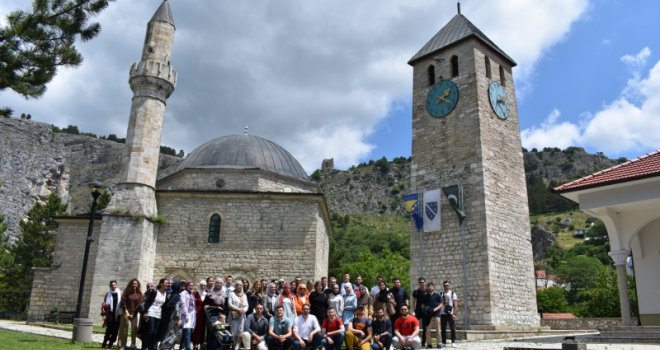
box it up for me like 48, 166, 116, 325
108, 182, 158, 218
85, 215, 158, 324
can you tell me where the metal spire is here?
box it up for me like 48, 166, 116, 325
244, 126, 248, 135
457, 0, 461, 15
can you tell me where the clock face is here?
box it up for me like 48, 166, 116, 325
426, 80, 459, 118
488, 81, 510, 119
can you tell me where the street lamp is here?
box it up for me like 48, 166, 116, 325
73, 180, 106, 343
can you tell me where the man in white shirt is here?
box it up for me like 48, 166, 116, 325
293, 304, 322, 350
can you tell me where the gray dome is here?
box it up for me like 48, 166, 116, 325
177, 135, 308, 180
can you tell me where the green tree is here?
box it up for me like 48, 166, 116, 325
0, 194, 67, 315
0, 0, 113, 98
536, 287, 569, 313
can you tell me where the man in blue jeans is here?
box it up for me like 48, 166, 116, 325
321, 308, 345, 350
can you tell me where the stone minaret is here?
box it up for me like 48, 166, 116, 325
408, 11, 539, 328
86, 0, 176, 323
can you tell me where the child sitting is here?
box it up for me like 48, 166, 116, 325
212, 314, 233, 344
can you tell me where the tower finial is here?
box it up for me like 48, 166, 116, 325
457, 0, 461, 15
244, 126, 248, 135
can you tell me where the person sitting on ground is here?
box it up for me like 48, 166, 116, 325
392, 305, 421, 350
292, 303, 322, 350
241, 304, 269, 350
345, 305, 372, 350
370, 308, 392, 350
266, 305, 294, 350
321, 308, 345, 350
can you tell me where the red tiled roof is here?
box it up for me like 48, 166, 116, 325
554, 150, 660, 193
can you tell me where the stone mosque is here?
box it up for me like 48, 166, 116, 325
28, 1, 330, 324
29, 0, 541, 331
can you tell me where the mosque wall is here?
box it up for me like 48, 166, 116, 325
157, 169, 317, 193
153, 192, 329, 283
28, 219, 101, 322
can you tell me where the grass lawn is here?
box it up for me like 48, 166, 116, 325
0, 328, 98, 349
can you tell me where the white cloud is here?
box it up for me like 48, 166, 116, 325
0, 0, 591, 172
521, 109, 581, 150
522, 48, 660, 156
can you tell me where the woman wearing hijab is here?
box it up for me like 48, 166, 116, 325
342, 284, 358, 328
180, 281, 196, 350
228, 280, 249, 350
158, 280, 183, 350
102, 280, 122, 349
310, 281, 328, 325
327, 284, 344, 320
276, 282, 297, 323
293, 284, 311, 315
204, 277, 226, 350
192, 280, 208, 350
357, 285, 374, 320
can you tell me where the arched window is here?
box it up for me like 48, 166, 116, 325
427, 65, 436, 86
485, 56, 491, 78
499, 65, 506, 87
451, 55, 459, 78
208, 214, 221, 243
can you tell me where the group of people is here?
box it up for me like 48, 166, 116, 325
100, 273, 459, 350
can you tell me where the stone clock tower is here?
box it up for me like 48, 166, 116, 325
408, 10, 539, 328
86, 0, 176, 318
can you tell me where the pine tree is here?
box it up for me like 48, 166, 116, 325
0, 0, 113, 98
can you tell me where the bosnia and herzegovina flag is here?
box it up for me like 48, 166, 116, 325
403, 193, 424, 232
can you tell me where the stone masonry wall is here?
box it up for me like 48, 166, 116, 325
158, 168, 318, 193
154, 192, 329, 283
410, 40, 492, 326
409, 38, 538, 327
473, 42, 539, 326
541, 318, 623, 330
29, 219, 102, 322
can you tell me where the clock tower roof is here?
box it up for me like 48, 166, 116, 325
408, 14, 515, 67
150, 0, 175, 28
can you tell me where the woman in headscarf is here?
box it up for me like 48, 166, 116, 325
293, 283, 310, 315
118, 278, 142, 350
276, 282, 296, 323
180, 281, 196, 350
357, 285, 374, 320
327, 284, 344, 319
102, 280, 122, 349
309, 281, 327, 325
373, 281, 395, 318
227, 280, 249, 350
342, 284, 357, 327
191, 280, 208, 350
204, 277, 226, 350
158, 280, 183, 350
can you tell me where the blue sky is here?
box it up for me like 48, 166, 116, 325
1, 0, 659, 173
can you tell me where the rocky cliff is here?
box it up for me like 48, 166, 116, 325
0, 118, 181, 236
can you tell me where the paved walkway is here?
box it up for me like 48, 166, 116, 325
1, 320, 659, 350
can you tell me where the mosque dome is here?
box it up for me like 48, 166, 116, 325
176, 134, 309, 180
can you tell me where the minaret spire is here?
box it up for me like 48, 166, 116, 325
457, 0, 461, 15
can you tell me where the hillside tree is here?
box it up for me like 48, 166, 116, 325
0, 0, 113, 98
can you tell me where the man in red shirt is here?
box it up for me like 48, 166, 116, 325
392, 305, 421, 350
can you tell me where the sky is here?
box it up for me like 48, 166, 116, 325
1, 0, 659, 174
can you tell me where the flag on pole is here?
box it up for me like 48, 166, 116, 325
423, 189, 441, 232
403, 193, 423, 232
